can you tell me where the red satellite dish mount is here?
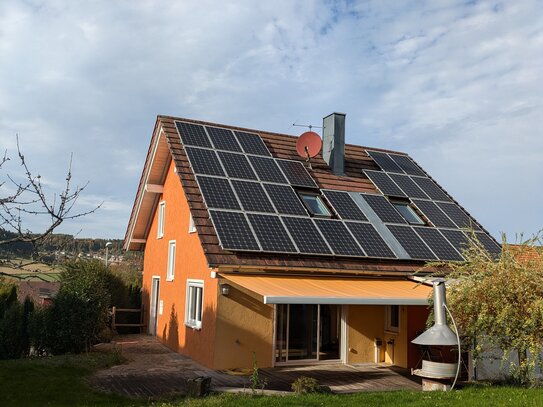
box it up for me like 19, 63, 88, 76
296, 131, 322, 169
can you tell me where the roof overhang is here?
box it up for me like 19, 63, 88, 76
124, 123, 171, 251
219, 274, 432, 305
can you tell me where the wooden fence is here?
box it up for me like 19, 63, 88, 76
111, 305, 146, 333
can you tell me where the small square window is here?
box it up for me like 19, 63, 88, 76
386, 305, 400, 333
185, 280, 204, 329
166, 240, 176, 281
157, 201, 166, 238
392, 202, 424, 225
300, 193, 330, 217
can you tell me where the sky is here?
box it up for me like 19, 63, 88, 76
0, 0, 542, 242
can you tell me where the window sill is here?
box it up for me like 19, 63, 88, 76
185, 322, 202, 331
157, 235, 164, 240
384, 329, 399, 335
166, 278, 174, 282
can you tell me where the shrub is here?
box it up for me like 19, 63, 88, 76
45, 260, 112, 354
0, 279, 17, 318
0, 277, 34, 360
291, 376, 319, 393
0, 301, 24, 359
291, 376, 324, 394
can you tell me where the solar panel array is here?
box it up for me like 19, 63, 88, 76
176, 121, 500, 260
363, 148, 498, 259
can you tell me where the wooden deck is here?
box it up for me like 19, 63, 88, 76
212, 363, 422, 393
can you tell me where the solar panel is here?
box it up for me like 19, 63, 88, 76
386, 225, 437, 260
413, 227, 463, 261
364, 170, 407, 197
389, 154, 426, 176
436, 202, 480, 230
248, 156, 288, 184
247, 214, 297, 253
411, 199, 456, 228
411, 177, 450, 201
231, 180, 275, 213
205, 126, 242, 152
389, 174, 429, 199
175, 121, 212, 148
185, 147, 225, 176
346, 222, 396, 258
277, 160, 318, 188
314, 219, 365, 256
439, 229, 471, 254
474, 232, 501, 257
263, 184, 308, 215
196, 176, 240, 210
366, 150, 404, 173
282, 217, 332, 255
360, 194, 407, 224
322, 190, 368, 221
217, 151, 257, 180
234, 131, 271, 156
209, 210, 260, 251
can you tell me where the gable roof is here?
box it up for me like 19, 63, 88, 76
124, 115, 499, 275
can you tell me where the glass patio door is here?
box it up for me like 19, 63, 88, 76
275, 304, 341, 363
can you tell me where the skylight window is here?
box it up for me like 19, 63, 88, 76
300, 193, 331, 217
392, 202, 425, 225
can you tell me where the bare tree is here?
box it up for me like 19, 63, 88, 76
0, 136, 101, 272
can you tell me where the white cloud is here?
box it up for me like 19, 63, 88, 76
1, 0, 542, 240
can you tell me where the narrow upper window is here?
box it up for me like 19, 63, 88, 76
166, 240, 176, 281
392, 202, 424, 225
188, 213, 197, 234
386, 305, 400, 333
185, 280, 204, 329
157, 201, 166, 238
299, 193, 331, 217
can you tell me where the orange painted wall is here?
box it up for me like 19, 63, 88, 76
142, 158, 218, 368
214, 281, 274, 369
347, 305, 428, 369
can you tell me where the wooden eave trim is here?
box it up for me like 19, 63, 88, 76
213, 264, 431, 276
124, 125, 169, 250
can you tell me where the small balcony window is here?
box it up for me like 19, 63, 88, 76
300, 193, 331, 217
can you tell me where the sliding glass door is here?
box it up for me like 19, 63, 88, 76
275, 304, 342, 364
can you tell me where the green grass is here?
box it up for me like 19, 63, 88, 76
1, 353, 543, 406
171, 387, 543, 407
0, 352, 143, 407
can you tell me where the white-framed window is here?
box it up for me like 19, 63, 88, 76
166, 240, 176, 281
157, 201, 166, 238
185, 280, 204, 329
188, 213, 197, 233
385, 305, 400, 333
299, 193, 331, 217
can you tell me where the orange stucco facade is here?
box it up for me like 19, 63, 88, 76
142, 159, 218, 368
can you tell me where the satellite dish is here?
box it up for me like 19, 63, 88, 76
296, 131, 322, 159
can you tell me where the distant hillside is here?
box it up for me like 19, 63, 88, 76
0, 228, 126, 259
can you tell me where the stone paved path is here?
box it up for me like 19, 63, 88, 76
90, 335, 421, 398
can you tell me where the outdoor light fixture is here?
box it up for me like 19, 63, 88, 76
412, 278, 461, 391
220, 284, 230, 296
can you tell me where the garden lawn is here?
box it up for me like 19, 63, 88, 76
0, 352, 144, 407
170, 387, 543, 407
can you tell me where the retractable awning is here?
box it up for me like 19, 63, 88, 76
219, 274, 431, 305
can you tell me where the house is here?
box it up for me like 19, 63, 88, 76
123, 113, 501, 370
